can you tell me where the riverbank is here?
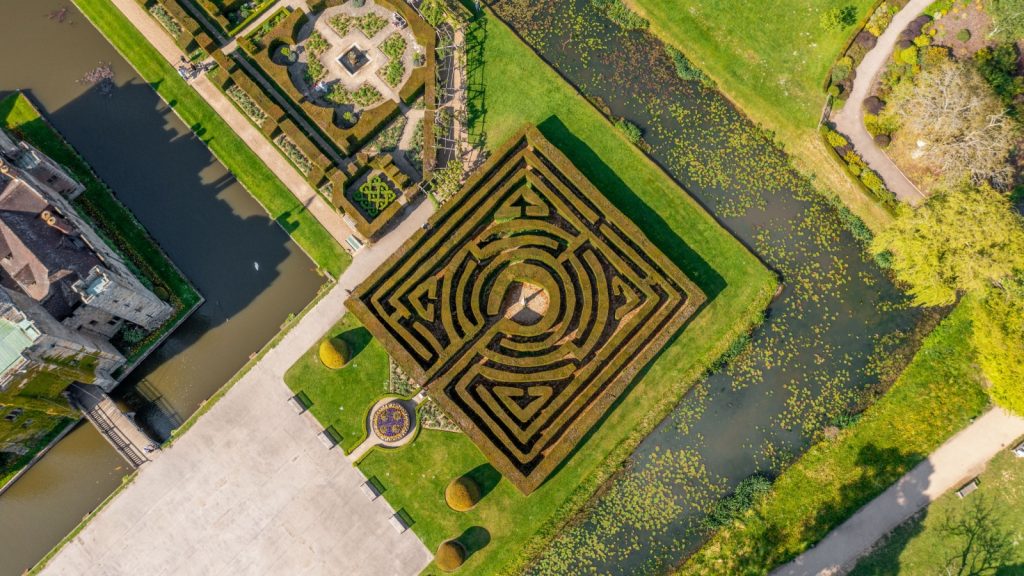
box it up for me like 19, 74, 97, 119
71, 0, 349, 278
624, 0, 894, 232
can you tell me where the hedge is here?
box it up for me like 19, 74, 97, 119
346, 126, 707, 494
138, 0, 218, 54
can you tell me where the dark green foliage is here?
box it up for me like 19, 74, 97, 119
975, 43, 1024, 116
700, 475, 774, 531
347, 127, 705, 494
665, 46, 709, 84
820, 5, 857, 30
831, 56, 854, 84
615, 118, 642, 143
592, 0, 649, 30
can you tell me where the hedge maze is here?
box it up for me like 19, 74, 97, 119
348, 127, 706, 493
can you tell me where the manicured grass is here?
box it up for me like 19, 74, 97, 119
356, 9, 777, 575
679, 302, 991, 575
284, 314, 389, 453
0, 92, 200, 361
626, 0, 893, 231
851, 447, 1024, 575
72, 0, 350, 278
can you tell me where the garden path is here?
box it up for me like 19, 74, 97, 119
772, 407, 1024, 576
109, 0, 361, 249
37, 199, 435, 576
833, 0, 931, 206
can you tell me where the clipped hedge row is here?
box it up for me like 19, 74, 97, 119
237, 3, 435, 163
346, 126, 706, 494
138, 0, 218, 54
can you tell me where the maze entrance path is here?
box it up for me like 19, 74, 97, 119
348, 126, 706, 493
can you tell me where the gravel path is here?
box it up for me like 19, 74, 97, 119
772, 408, 1024, 576
833, 0, 932, 206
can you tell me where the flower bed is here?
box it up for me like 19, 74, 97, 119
226, 84, 268, 124
356, 12, 388, 38
371, 401, 411, 442
328, 13, 353, 35
273, 132, 314, 175
353, 174, 397, 217
148, 3, 183, 39
379, 32, 407, 60
381, 59, 405, 87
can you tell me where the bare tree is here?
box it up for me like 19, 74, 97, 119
893, 61, 1019, 190
937, 495, 1015, 576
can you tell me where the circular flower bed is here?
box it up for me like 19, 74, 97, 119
371, 401, 411, 442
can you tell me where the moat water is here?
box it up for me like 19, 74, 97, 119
0, 2, 323, 574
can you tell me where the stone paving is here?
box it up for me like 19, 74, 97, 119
39, 199, 435, 576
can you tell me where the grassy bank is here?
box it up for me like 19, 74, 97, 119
72, 0, 349, 277
679, 302, 990, 575
851, 445, 1024, 575
353, 9, 777, 574
284, 314, 389, 454
626, 0, 893, 231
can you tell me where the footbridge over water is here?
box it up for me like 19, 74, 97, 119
66, 383, 160, 468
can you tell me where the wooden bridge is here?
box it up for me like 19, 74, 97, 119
66, 383, 159, 468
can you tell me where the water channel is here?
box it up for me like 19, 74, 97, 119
484, 1, 925, 573
0, 2, 323, 574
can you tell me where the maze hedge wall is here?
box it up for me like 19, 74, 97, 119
347, 126, 706, 493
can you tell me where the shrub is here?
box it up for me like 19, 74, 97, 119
305, 57, 326, 84
831, 56, 854, 84
899, 45, 919, 65
975, 43, 1024, 111
665, 46, 709, 85
318, 338, 350, 369
863, 113, 900, 136
956, 28, 971, 42
226, 84, 269, 125
913, 33, 931, 47
306, 30, 330, 57
326, 83, 352, 105
356, 13, 387, 38
379, 33, 407, 61
149, 3, 183, 39
435, 540, 465, 571
615, 118, 642, 144
328, 14, 353, 36
381, 59, 405, 87
700, 475, 773, 531
865, 2, 895, 36
820, 5, 857, 30
874, 133, 892, 147
592, 0, 648, 30
352, 84, 383, 107
824, 128, 848, 148
445, 476, 482, 511
860, 169, 887, 196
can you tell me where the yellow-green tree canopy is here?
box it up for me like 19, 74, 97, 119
318, 338, 350, 370
872, 185, 1024, 306
971, 284, 1024, 416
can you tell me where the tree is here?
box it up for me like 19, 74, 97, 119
890, 61, 1019, 190
820, 5, 857, 30
988, 0, 1024, 41
971, 282, 1024, 416
871, 185, 1024, 306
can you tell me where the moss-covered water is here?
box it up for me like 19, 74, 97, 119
485, 1, 922, 573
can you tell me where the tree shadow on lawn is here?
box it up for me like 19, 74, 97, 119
534, 115, 728, 490
464, 463, 501, 501
337, 326, 372, 361
456, 526, 491, 560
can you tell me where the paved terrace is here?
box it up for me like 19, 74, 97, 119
39, 200, 434, 576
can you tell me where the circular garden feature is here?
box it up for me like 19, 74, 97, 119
444, 476, 481, 512
434, 540, 465, 572
370, 400, 411, 442
318, 337, 350, 369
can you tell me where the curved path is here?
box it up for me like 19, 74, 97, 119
772, 408, 1024, 576
833, 0, 931, 206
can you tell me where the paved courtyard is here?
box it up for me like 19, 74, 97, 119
39, 201, 434, 576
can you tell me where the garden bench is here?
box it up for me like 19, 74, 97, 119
360, 479, 380, 501
388, 512, 408, 533
317, 428, 338, 449
287, 394, 309, 414
956, 478, 980, 499
1013, 441, 1024, 458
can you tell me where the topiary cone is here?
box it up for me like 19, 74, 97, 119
444, 476, 481, 512
435, 539, 465, 572
318, 338, 350, 369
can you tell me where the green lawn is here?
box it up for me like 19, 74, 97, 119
355, 9, 777, 575
284, 314, 390, 454
627, 0, 893, 231
72, 0, 350, 278
851, 447, 1024, 575
679, 302, 991, 575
